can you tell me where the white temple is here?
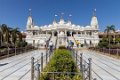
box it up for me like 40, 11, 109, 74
25, 9, 99, 48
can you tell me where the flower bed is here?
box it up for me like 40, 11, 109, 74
41, 49, 82, 80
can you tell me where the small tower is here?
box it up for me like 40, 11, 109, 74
67, 14, 72, 25
53, 14, 57, 25
90, 9, 99, 29
26, 9, 33, 29
59, 13, 65, 24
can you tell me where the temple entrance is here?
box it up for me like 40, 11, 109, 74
54, 31, 57, 36
72, 32, 76, 36
67, 31, 71, 36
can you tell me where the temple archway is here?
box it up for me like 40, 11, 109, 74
72, 31, 76, 36
67, 31, 71, 36
54, 31, 57, 36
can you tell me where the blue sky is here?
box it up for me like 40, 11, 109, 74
0, 0, 120, 32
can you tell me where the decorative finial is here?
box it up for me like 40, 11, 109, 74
29, 9, 32, 16
53, 14, 58, 22
93, 8, 96, 17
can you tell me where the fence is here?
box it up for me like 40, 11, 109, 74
0, 46, 35, 59
89, 48, 120, 58
71, 49, 98, 80
31, 49, 53, 80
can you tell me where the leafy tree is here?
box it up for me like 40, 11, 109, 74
1, 24, 12, 46
115, 38, 120, 44
104, 25, 115, 46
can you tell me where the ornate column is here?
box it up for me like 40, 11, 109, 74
57, 30, 59, 36
84, 31, 86, 36
76, 31, 78, 35
46, 31, 48, 35
45, 31, 48, 38
80, 32, 82, 36
52, 31, 54, 37
65, 30, 67, 36
71, 31, 73, 37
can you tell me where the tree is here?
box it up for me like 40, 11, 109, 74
11, 28, 20, 44
115, 38, 120, 44
1, 24, 11, 46
104, 25, 115, 45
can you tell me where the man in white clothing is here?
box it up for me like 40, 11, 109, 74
49, 41, 53, 52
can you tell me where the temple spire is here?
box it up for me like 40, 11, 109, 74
68, 14, 72, 24
55, 14, 58, 21
60, 13, 64, 20
53, 14, 57, 25
26, 9, 33, 29
59, 13, 65, 24
91, 9, 99, 29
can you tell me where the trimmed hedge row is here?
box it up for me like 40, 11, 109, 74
40, 49, 82, 80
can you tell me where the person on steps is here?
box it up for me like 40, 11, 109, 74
49, 41, 53, 52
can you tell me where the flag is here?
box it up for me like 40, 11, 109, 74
55, 14, 57, 16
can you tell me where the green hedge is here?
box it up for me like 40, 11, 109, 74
40, 49, 81, 80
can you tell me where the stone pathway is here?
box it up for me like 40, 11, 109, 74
78, 49, 120, 80
0, 50, 46, 80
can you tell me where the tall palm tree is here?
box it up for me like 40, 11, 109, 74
1, 24, 11, 57
11, 28, 20, 44
11, 27, 20, 55
18, 32, 23, 42
104, 25, 115, 54
1, 24, 11, 46
104, 25, 115, 43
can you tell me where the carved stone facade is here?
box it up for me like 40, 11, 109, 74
25, 9, 99, 47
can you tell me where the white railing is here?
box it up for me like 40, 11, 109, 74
27, 34, 51, 38
74, 34, 95, 38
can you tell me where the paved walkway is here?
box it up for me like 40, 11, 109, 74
78, 49, 120, 80
0, 50, 46, 80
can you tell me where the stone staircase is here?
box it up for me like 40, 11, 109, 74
68, 36, 77, 48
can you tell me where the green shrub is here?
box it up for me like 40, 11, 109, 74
98, 41, 108, 48
16, 41, 28, 47
41, 49, 81, 80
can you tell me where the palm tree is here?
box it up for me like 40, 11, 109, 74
104, 25, 115, 54
104, 25, 115, 43
11, 28, 20, 44
11, 27, 20, 55
18, 32, 23, 42
1, 24, 11, 57
1, 24, 11, 45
